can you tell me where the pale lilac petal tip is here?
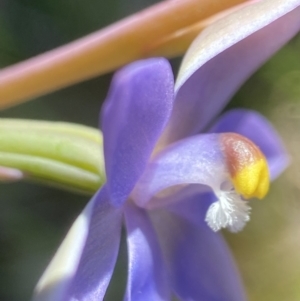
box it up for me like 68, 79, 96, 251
151, 194, 247, 301
65, 186, 122, 301
123, 203, 170, 301
210, 109, 289, 180
161, 2, 300, 145
101, 58, 174, 206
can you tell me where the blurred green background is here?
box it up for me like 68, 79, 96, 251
0, 1, 299, 300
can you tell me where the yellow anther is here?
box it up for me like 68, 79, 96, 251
220, 133, 270, 200
231, 158, 269, 199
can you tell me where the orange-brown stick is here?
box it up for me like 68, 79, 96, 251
0, 0, 248, 108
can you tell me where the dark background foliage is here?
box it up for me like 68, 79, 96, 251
0, 1, 299, 300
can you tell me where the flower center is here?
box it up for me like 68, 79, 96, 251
205, 133, 270, 232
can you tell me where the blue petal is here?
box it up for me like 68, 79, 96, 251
150, 193, 247, 301
33, 186, 122, 301
101, 58, 174, 206
65, 186, 122, 300
210, 109, 289, 180
123, 203, 170, 301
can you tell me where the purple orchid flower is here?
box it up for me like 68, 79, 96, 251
33, 2, 300, 301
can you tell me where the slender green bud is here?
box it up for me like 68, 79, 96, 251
0, 119, 105, 194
